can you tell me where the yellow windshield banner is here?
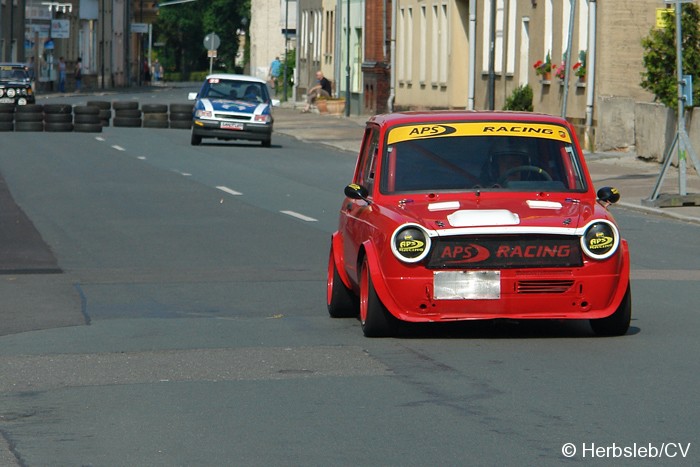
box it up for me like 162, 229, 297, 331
387, 122, 572, 145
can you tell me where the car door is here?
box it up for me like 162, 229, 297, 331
340, 125, 381, 285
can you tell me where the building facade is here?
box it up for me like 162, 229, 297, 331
249, 0, 297, 82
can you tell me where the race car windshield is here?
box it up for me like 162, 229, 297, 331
380, 133, 587, 194
201, 79, 269, 104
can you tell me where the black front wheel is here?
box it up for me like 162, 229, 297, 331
360, 257, 399, 337
191, 132, 202, 146
590, 284, 631, 336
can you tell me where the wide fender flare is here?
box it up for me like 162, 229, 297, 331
609, 238, 631, 310
330, 232, 353, 290
361, 240, 403, 316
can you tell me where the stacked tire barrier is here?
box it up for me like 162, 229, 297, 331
15, 104, 44, 132
0, 103, 14, 131
142, 104, 169, 129
87, 100, 112, 127
73, 105, 103, 133
44, 104, 73, 132
169, 103, 193, 129
113, 100, 142, 128
0, 101, 192, 132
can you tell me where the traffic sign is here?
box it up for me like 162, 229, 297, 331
203, 33, 220, 51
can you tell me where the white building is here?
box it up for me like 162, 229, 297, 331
249, 0, 297, 80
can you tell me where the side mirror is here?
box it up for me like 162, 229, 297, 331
597, 186, 620, 204
344, 183, 370, 202
271, 99, 281, 107
187, 92, 198, 101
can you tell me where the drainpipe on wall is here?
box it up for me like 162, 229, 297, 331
388, 0, 397, 112
467, 0, 476, 110
584, 0, 597, 151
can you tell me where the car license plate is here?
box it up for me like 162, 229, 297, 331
220, 122, 244, 130
433, 270, 501, 300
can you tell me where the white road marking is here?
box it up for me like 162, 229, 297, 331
281, 210, 318, 222
216, 186, 243, 196
112, 145, 125, 151
137, 156, 147, 160
95, 137, 105, 141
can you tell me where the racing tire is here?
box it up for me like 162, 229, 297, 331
114, 109, 142, 119
14, 112, 43, 122
74, 123, 103, 133
44, 113, 73, 123
14, 121, 43, 132
141, 103, 168, 114
327, 250, 359, 318
74, 114, 101, 124
87, 100, 112, 110
360, 256, 399, 337
113, 117, 142, 128
0, 103, 15, 113
44, 122, 74, 132
98, 109, 112, 120
143, 119, 169, 128
169, 112, 191, 121
191, 131, 202, 145
170, 103, 193, 113
590, 284, 631, 337
43, 104, 73, 114
15, 104, 43, 113
170, 120, 192, 129
0, 113, 14, 122
73, 105, 100, 115
0, 122, 13, 131
112, 100, 139, 111
261, 138, 272, 148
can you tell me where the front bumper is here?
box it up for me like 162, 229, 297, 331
368, 247, 630, 323
192, 119, 272, 141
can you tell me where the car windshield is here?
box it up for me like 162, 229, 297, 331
200, 78, 269, 104
380, 123, 587, 194
0, 66, 29, 81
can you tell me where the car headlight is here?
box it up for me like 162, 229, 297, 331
7, 88, 15, 98
391, 224, 432, 263
253, 114, 271, 123
194, 109, 212, 118
580, 220, 619, 260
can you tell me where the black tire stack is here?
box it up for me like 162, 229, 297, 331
142, 103, 169, 129
113, 100, 142, 127
87, 100, 112, 127
168, 103, 193, 129
73, 105, 103, 133
15, 104, 44, 132
43, 104, 74, 132
0, 103, 14, 132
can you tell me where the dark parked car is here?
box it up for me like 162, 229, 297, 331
0, 63, 35, 106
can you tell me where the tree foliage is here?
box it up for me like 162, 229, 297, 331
155, 0, 250, 78
641, 3, 700, 110
503, 84, 533, 112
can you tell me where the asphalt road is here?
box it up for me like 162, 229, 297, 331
0, 88, 699, 466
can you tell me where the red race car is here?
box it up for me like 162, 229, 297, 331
327, 111, 631, 337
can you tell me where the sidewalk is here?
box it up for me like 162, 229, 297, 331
273, 102, 700, 225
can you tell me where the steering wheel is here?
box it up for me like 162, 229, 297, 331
497, 165, 552, 185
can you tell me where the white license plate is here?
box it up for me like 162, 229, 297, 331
433, 271, 501, 300
220, 121, 244, 130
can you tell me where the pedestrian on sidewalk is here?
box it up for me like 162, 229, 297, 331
302, 70, 332, 113
74, 57, 82, 92
58, 57, 66, 93
269, 56, 281, 95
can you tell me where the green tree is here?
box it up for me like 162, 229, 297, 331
641, 3, 700, 111
155, 0, 250, 78
503, 84, 533, 112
